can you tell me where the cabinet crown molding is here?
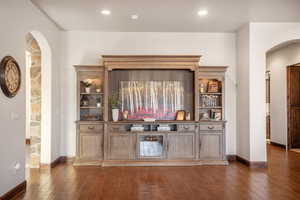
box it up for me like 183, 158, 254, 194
101, 55, 201, 71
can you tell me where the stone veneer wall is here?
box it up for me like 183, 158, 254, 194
26, 33, 41, 168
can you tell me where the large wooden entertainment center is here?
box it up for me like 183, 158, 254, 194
74, 55, 228, 166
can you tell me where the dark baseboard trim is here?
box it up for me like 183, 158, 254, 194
40, 156, 74, 169
270, 141, 286, 149
40, 156, 66, 169
236, 155, 268, 168
236, 155, 250, 166
0, 181, 26, 200
226, 155, 237, 162
25, 139, 30, 145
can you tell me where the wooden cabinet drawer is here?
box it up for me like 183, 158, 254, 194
79, 124, 103, 133
177, 124, 196, 132
110, 125, 127, 132
199, 124, 223, 131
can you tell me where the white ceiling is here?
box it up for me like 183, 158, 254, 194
31, 0, 300, 32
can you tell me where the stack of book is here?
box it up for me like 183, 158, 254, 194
130, 124, 144, 132
157, 124, 171, 132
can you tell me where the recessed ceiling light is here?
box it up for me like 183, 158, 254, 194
101, 9, 111, 15
131, 14, 139, 20
198, 10, 208, 16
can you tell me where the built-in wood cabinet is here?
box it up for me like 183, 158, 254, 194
80, 133, 103, 159
74, 56, 228, 166
167, 132, 196, 159
108, 133, 135, 160
136, 133, 166, 160
75, 122, 104, 165
199, 133, 223, 160
74, 65, 106, 165
199, 122, 225, 160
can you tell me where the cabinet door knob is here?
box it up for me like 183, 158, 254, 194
208, 126, 214, 130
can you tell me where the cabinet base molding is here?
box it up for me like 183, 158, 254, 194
73, 158, 102, 166
73, 160, 229, 167
0, 181, 26, 200
236, 156, 268, 168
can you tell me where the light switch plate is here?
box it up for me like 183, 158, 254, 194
10, 112, 20, 120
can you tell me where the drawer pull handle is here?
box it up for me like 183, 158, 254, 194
183, 126, 189, 129
88, 126, 95, 130
112, 127, 119, 131
208, 126, 214, 130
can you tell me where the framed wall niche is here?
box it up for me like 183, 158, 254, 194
108, 69, 195, 121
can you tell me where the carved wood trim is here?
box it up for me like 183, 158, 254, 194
102, 55, 201, 71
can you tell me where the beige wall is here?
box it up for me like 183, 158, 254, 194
60, 31, 237, 157
0, 0, 62, 195
236, 24, 250, 160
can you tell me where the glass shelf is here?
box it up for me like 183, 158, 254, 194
80, 107, 102, 109
80, 93, 104, 95
200, 107, 222, 109
199, 93, 222, 95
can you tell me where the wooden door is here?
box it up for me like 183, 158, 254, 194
80, 133, 103, 160
167, 133, 196, 159
287, 66, 300, 148
109, 133, 134, 160
199, 133, 223, 160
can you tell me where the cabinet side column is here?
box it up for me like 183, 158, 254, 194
104, 67, 109, 121
194, 66, 199, 121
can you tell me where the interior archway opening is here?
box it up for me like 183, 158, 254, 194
265, 39, 300, 152
25, 30, 52, 177
25, 33, 42, 169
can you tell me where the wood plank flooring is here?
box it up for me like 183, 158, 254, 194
17, 145, 300, 200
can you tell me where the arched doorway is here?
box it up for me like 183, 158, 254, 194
25, 33, 42, 168
265, 39, 300, 152
25, 31, 52, 169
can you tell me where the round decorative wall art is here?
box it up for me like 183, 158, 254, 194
0, 56, 21, 98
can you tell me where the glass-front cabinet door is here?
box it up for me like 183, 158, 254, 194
137, 134, 165, 159
77, 67, 104, 121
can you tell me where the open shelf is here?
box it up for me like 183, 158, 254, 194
76, 66, 105, 122
198, 75, 224, 121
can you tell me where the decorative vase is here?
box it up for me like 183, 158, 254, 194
112, 109, 119, 122
85, 87, 91, 93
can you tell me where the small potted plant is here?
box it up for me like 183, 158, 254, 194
109, 93, 120, 122
81, 79, 92, 93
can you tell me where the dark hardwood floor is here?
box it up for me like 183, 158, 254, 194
17, 145, 300, 200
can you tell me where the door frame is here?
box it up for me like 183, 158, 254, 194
287, 63, 300, 149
